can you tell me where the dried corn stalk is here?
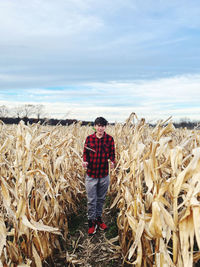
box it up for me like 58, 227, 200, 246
109, 114, 200, 266
1, 116, 200, 266
0, 121, 88, 266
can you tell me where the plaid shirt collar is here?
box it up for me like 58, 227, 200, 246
92, 132, 106, 139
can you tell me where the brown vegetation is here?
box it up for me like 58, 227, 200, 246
0, 114, 200, 266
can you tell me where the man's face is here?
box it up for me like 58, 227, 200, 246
94, 124, 106, 135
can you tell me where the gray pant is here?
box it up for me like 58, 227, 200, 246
85, 175, 110, 221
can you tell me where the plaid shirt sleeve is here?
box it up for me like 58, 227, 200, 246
83, 136, 89, 162
109, 136, 115, 163
83, 133, 115, 178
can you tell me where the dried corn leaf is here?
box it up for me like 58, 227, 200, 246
22, 215, 61, 234
0, 216, 6, 257
128, 218, 145, 260
32, 243, 42, 267
149, 201, 162, 238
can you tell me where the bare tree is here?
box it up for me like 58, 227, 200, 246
10, 104, 48, 121
34, 104, 47, 119
11, 105, 25, 119
0, 105, 9, 117
10, 104, 35, 122
22, 104, 35, 118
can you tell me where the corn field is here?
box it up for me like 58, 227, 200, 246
0, 113, 200, 266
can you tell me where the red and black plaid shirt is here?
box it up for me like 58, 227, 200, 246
83, 132, 115, 178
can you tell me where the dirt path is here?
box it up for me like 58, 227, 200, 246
46, 198, 122, 267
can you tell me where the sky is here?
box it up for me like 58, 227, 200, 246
0, 0, 200, 123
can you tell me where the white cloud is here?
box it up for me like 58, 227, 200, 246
0, 0, 200, 124
0, 0, 104, 53
0, 0, 200, 85
0, 73, 200, 123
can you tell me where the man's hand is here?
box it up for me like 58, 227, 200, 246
110, 161, 115, 169
82, 161, 88, 169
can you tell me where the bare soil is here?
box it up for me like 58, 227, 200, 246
44, 197, 123, 267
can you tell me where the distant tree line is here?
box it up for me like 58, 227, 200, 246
0, 104, 47, 120
150, 118, 200, 129
0, 104, 199, 128
0, 104, 91, 126
172, 120, 200, 129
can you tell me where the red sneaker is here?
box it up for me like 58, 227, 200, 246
88, 220, 97, 235
96, 217, 108, 231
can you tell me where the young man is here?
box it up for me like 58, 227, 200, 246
83, 117, 115, 235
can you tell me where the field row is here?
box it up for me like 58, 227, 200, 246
0, 115, 200, 266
